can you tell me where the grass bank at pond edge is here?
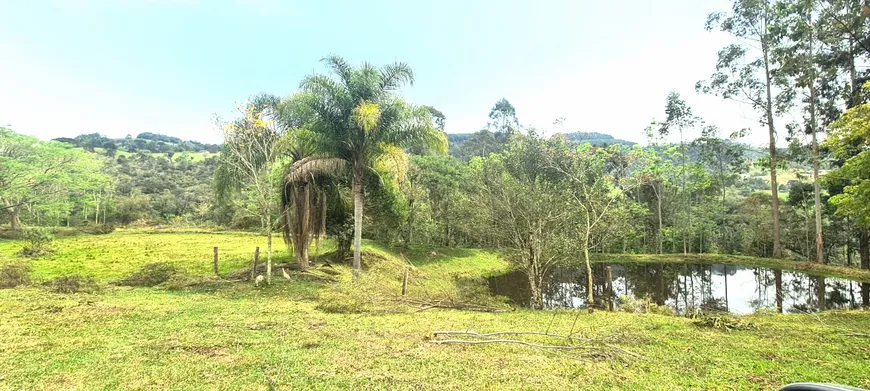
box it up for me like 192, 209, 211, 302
591, 253, 870, 282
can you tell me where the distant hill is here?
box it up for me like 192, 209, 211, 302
54, 132, 221, 155
446, 131, 635, 149
560, 132, 636, 146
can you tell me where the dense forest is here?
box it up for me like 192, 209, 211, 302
2, 0, 869, 307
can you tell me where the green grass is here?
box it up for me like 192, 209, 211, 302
1, 230, 869, 390
591, 253, 870, 283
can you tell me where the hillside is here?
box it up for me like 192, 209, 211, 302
54, 132, 221, 155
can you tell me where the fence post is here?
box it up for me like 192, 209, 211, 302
213, 246, 219, 276
401, 268, 409, 296
251, 247, 260, 281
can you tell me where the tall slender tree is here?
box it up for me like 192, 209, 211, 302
698, 0, 792, 258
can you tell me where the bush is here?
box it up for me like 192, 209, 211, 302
82, 224, 116, 235
616, 295, 676, 316
43, 275, 101, 294
116, 262, 181, 287
0, 263, 31, 288
24, 227, 54, 248
694, 315, 756, 331
18, 227, 55, 257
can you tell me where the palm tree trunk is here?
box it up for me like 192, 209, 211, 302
296, 184, 311, 269
352, 173, 364, 277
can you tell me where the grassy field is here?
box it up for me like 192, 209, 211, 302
1, 230, 869, 390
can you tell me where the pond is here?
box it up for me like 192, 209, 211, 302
487, 263, 870, 314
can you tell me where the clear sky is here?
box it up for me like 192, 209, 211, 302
1, 0, 776, 146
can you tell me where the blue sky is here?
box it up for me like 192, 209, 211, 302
1, 0, 771, 146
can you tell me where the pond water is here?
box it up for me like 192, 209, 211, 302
487, 263, 870, 314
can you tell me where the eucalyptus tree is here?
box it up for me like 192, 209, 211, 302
286, 57, 446, 275
698, 0, 792, 258
693, 125, 747, 249
214, 102, 283, 283
775, 0, 829, 263
652, 92, 701, 254
488, 98, 519, 141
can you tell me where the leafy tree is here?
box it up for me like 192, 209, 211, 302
0, 127, 104, 230
548, 143, 640, 308
487, 98, 519, 140
287, 56, 446, 274
825, 89, 870, 269
214, 103, 283, 283
472, 133, 570, 308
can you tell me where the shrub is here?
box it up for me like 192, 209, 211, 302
694, 315, 756, 331
82, 224, 116, 235
43, 275, 101, 294
0, 262, 31, 288
616, 295, 676, 316
116, 262, 181, 287
24, 227, 54, 248
18, 227, 55, 257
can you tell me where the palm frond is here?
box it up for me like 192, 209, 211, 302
321, 55, 354, 86
285, 156, 348, 183
380, 62, 415, 90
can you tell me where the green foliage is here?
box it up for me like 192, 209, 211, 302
826, 99, 870, 227
23, 227, 54, 249
18, 227, 55, 257
0, 262, 31, 288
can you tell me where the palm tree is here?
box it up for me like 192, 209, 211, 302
286, 56, 445, 274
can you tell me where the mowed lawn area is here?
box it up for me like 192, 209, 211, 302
1, 230, 869, 390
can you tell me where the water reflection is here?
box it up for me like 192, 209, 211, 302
487, 263, 870, 314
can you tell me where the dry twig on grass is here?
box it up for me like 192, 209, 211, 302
430, 339, 598, 350
261, 367, 278, 391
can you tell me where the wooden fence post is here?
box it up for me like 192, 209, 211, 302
251, 247, 260, 281
401, 268, 409, 296
213, 247, 219, 276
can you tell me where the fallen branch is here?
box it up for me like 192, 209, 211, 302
401, 298, 508, 313
846, 333, 870, 338
431, 338, 597, 350
261, 367, 279, 391
434, 330, 596, 342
